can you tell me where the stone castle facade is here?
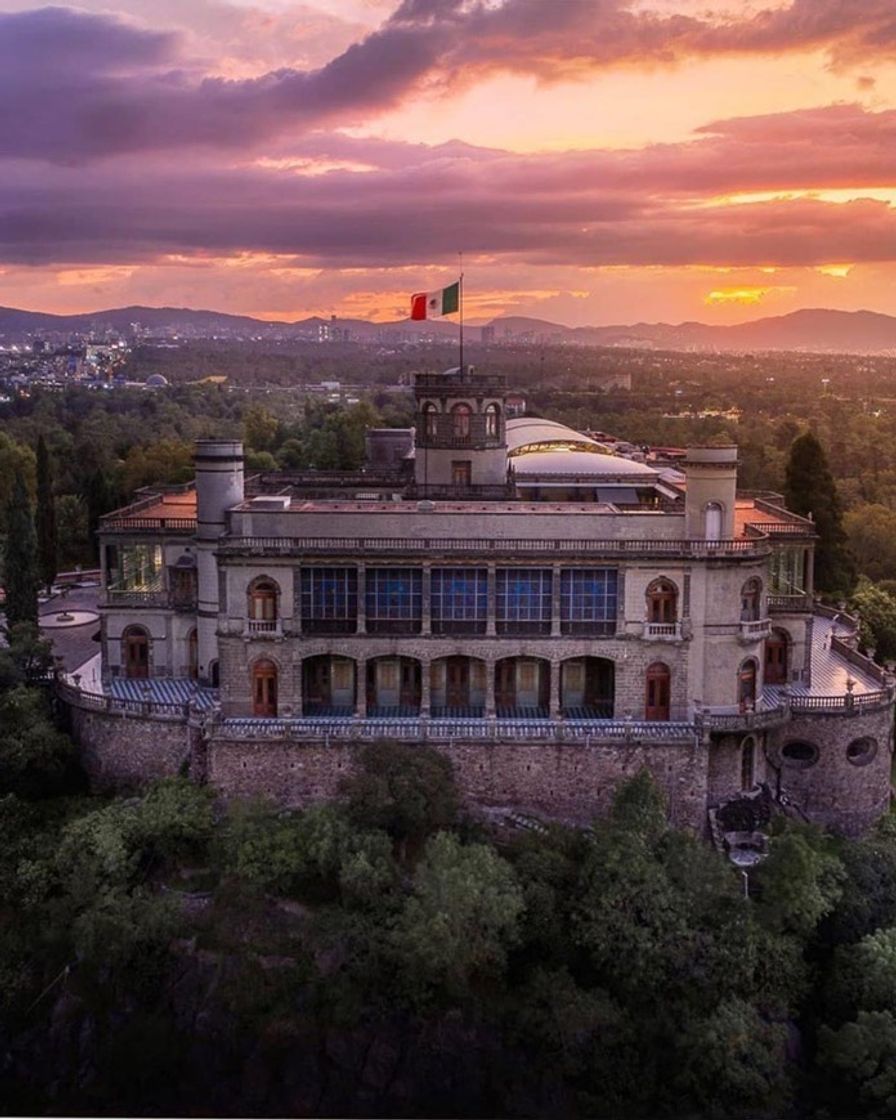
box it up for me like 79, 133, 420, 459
59, 366, 895, 835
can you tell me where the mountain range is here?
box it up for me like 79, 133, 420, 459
3, 304, 896, 353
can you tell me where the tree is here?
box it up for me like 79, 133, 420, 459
2, 472, 39, 629
342, 740, 459, 854
81, 467, 119, 560
818, 1010, 896, 1119
392, 831, 523, 997
35, 434, 57, 592
844, 503, 896, 583
850, 578, 896, 662
753, 821, 846, 939
784, 430, 856, 595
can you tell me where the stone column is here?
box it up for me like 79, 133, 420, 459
420, 658, 431, 717
355, 658, 367, 718
486, 563, 497, 636
485, 657, 496, 718
357, 566, 367, 635
551, 566, 561, 637
549, 659, 561, 719
422, 564, 432, 635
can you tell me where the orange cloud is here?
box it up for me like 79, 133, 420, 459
704, 285, 795, 306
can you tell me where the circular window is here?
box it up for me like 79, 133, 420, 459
846, 737, 878, 767
781, 740, 819, 769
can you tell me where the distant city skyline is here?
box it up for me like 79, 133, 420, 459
3, 0, 896, 325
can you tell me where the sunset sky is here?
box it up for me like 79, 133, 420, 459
3, 0, 896, 325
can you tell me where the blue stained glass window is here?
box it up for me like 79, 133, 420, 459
301, 567, 357, 633
366, 568, 422, 633
560, 569, 618, 635
496, 568, 552, 634
431, 568, 487, 634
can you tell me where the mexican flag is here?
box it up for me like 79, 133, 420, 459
410, 280, 460, 320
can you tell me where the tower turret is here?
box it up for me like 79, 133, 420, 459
684, 445, 738, 540
194, 440, 244, 684
413, 365, 509, 491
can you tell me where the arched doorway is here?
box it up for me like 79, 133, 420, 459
123, 626, 150, 680
495, 657, 549, 717
431, 656, 486, 717
738, 659, 758, 710
704, 502, 722, 541
367, 657, 421, 715
209, 659, 220, 688
645, 661, 671, 721
451, 402, 472, 438
765, 629, 789, 685
252, 659, 278, 717
561, 657, 615, 718
248, 577, 279, 633
303, 655, 356, 716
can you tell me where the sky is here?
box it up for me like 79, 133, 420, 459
2, 0, 896, 325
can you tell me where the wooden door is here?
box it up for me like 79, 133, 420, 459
306, 659, 330, 705
445, 657, 469, 706
495, 661, 515, 707
253, 661, 277, 716
645, 662, 670, 721
124, 629, 149, 679
765, 634, 788, 685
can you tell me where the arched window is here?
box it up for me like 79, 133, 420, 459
451, 402, 472, 438
209, 659, 220, 688
422, 401, 438, 438
741, 578, 762, 622
123, 626, 150, 680
485, 403, 500, 438
645, 661, 671, 721
252, 659, 278, 717
741, 736, 756, 790
187, 628, 198, 680
704, 501, 723, 541
646, 578, 678, 624
738, 659, 758, 710
248, 577, 279, 631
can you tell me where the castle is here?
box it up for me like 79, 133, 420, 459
60, 366, 894, 835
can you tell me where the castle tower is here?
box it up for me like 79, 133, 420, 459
194, 440, 244, 684
413, 365, 509, 491
684, 446, 738, 540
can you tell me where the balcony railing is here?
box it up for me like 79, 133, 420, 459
218, 536, 770, 560
643, 622, 681, 640
768, 593, 812, 613
101, 516, 197, 534
740, 618, 772, 640
103, 587, 197, 611
245, 618, 282, 637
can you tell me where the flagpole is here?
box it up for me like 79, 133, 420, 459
459, 252, 464, 373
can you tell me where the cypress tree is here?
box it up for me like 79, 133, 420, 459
81, 468, 117, 561
3, 472, 39, 629
35, 435, 57, 592
784, 430, 856, 596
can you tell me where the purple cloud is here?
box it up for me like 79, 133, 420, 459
2, 2, 896, 162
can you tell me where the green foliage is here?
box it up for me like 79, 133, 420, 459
54, 494, 89, 568
0, 621, 54, 691
784, 429, 856, 595
672, 998, 791, 1119
35, 434, 57, 591
342, 739, 460, 849
71, 886, 181, 972
844, 503, 896, 583
753, 821, 846, 938
2, 471, 39, 629
0, 686, 80, 798
221, 799, 398, 907
851, 577, 896, 661
828, 927, 896, 1022
0, 432, 35, 533
135, 777, 216, 866
392, 831, 523, 997
818, 1011, 896, 1119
